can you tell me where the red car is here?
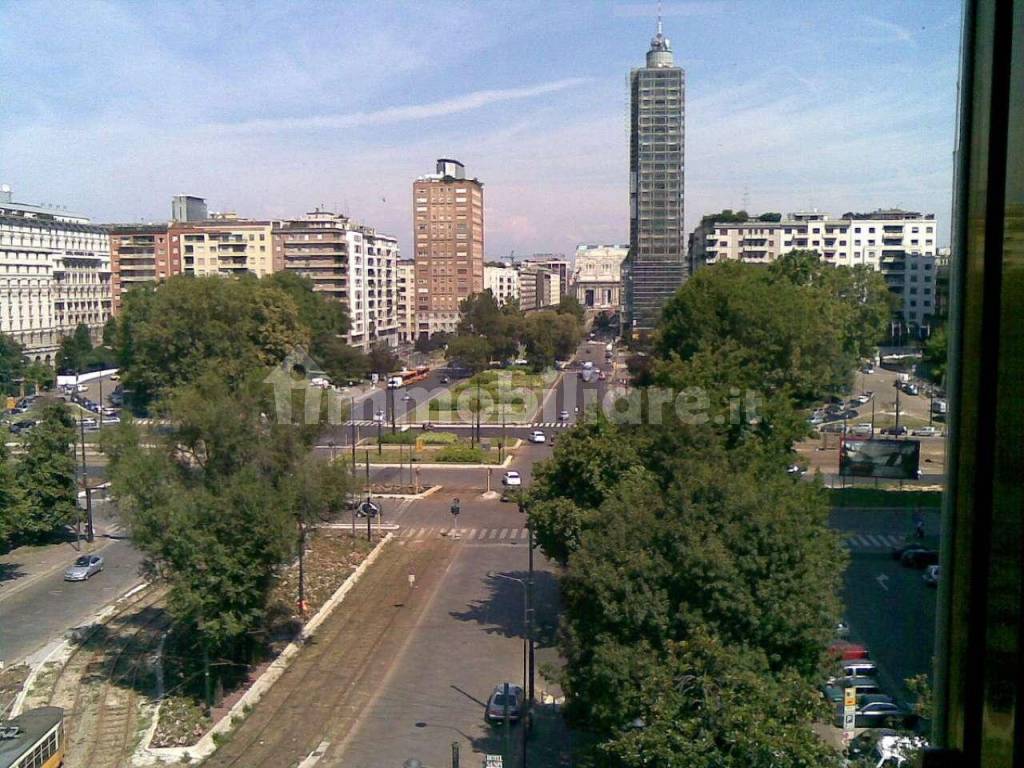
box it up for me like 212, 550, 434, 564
829, 640, 869, 660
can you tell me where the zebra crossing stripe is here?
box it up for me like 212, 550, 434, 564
510, 528, 521, 539
499, 528, 509, 539
488, 529, 499, 540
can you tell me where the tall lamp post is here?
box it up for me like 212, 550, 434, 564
489, 561, 535, 768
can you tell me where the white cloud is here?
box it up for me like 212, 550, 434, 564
201, 78, 591, 134
861, 16, 916, 45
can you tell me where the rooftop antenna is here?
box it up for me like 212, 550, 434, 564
657, 0, 663, 35
742, 184, 750, 212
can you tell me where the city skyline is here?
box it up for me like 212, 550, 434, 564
1, 1, 961, 260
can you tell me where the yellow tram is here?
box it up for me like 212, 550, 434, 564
0, 707, 64, 768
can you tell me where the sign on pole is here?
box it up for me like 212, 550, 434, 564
358, 500, 380, 518
843, 686, 857, 741
484, 756, 503, 768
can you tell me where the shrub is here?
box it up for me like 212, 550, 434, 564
435, 443, 485, 463
379, 431, 416, 445
421, 432, 458, 445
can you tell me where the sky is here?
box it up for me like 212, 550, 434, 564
0, 1, 963, 258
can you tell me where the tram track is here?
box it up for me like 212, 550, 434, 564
45, 586, 169, 768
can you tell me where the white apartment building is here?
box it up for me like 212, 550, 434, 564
276, 211, 400, 351
692, 209, 939, 331
484, 262, 520, 306
0, 185, 112, 362
396, 260, 417, 344
573, 244, 628, 310
519, 263, 561, 311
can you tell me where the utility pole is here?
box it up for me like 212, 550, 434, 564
476, 377, 482, 445
895, 383, 902, 435
297, 514, 306, 616
389, 384, 397, 434
98, 377, 104, 432
364, 450, 372, 542
503, 681, 511, 763
77, 403, 95, 543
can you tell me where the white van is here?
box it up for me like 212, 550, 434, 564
388, 376, 404, 389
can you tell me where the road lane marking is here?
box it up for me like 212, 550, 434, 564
510, 528, 521, 539
499, 528, 509, 539
488, 529, 499, 539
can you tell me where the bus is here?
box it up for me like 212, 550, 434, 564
0, 707, 64, 768
387, 366, 431, 388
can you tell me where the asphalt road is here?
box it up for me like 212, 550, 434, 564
0, 529, 146, 665
831, 506, 939, 705
326, 340, 615, 766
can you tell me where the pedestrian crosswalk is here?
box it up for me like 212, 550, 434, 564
395, 526, 531, 543
843, 532, 905, 550
340, 421, 570, 429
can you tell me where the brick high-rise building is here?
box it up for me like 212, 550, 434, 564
109, 225, 182, 313
413, 159, 484, 338
624, 17, 686, 335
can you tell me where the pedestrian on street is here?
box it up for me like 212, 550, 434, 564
915, 520, 925, 539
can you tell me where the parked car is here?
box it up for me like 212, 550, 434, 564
440, 376, 450, 384
485, 683, 524, 723
9, 420, 36, 434
923, 564, 941, 586
64, 554, 104, 581
786, 464, 803, 477
845, 728, 900, 762
528, 431, 546, 444
880, 425, 909, 436
502, 471, 522, 487
901, 548, 940, 569
821, 676, 883, 704
852, 394, 872, 405
839, 694, 919, 729
828, 640, 869, 661
912, 426, 939, 437
836, 659, 878, 679
559, 410, 569, 421
102, 407, 119, 417
870, 734, 930, 766
373, 410, 385, 422
108, 372, 120, 381
76, 383, 88, 392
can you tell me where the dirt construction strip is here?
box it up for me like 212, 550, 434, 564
202, 536, 458, 768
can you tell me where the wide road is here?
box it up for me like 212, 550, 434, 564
0, 502, 146, 665
831, 506, 940, 704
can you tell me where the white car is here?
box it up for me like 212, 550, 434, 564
502, 471, 522, 487
373, 410, 385, 422
912, 426, 939, 437
529, 430, 546, 444
76, 383, 89, 392
559, 410, 569, 421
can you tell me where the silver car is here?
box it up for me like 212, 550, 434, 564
64, 554, 104, 581
485, 683, 524, 723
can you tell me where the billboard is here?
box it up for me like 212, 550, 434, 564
839, 438, 921, 479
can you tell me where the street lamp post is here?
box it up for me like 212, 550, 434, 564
489, 565, 535, 768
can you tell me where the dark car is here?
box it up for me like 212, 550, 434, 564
880, 425, 909, 436
840, 695, 919, 729
901, 548, 939, 568
892, 543, 930, 561
9, 420, 36, 434
821, 676, 882, 704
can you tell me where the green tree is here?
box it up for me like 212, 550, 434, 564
101, 316, 119, 349
556, 294, 586, 323
116, 275, 309, 410
0, 334, 26, 396
315, 334, 370, 382
104, 371, 348, 685
0, 435, 23, 545
445, 334, 492, 373
56, 324, 94, 374
923, 326, 948, 385
458, 291, 522, 360
15, 402, 78, 540
366, 341, 401, 375
265, 271, 349, 339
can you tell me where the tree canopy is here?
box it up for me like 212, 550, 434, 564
0, 334, 26, 396
13, 401, 78, 541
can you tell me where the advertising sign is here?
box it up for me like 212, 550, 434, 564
843, 686, 857, 739
839, 438, 920, 479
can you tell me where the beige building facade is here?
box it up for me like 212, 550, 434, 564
396, 260, 417, 343
413, 159, 484, 338
484, 262, 519, 306
0, 186, 111, 361
174, 220, 276, 278
573, 244, 628, 310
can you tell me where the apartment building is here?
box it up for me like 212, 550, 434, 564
276, 210, 400, 351
0, 185, 111, 361
413, 159, 484, 338
109, 225, 181, 312
523, 254, 570, 289
396, 260, 417, 344
624, 19, 687, 334
484, 262, 520, 306
519, 263, 560, 311
691, 209, 939, 332
574, 244, 628, 310
173, 219, 276, 278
